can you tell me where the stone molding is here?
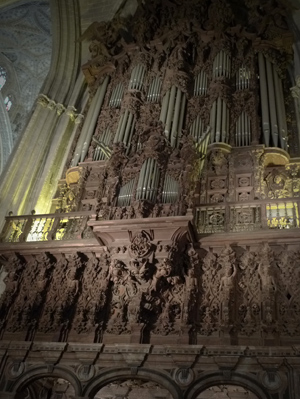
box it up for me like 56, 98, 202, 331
0, 342, 296, 398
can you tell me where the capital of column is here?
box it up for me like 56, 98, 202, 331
290, 76, 300, 99
66, 105, 77, 121
37, 94, 50, 107
47, 99, 56, 111
290, 85, 300, 99
56, 103, 66, 115
75, 113, 84, 124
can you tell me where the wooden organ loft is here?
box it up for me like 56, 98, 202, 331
1, 0, 300, 398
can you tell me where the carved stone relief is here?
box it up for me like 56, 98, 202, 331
6, 253, 53, 335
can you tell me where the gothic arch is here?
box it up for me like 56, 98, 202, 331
83, 367, 183, 399
184, 372, 271, 399
8, 365, 82, 397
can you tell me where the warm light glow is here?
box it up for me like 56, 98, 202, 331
266, 202, 299, 229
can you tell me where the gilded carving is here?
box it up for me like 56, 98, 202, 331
208, 150, 228, 175
264, 170, 291, 199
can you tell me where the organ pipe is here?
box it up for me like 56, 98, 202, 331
258, 53, 270, 147
136, 158, 160, 202
129, 64, 146, 91
113, 110, 136, 153
165, 85, 177, 138
210, 98, 229, 143
196, 127, 211, 175
190, 115, 205, 142
235, 112, 251, 146
194, 70, 208, 96
221, 101, 228, 143
147, 76, 162, 102
109, 82, 124, 108
236, 66, 250, 90
266, 58, 279, 147
162, 174, 179, 204
93, 128, 113, 160
213, 51, 231, 78
160, 85, 187, 147
258, 53, 288, 150
170, 88, 182, 147
273, 64, 288, 150
117, 178, 135, 207
160, 90, 170, 122
210, 100, 216, 142
71, 75, 109, 166
216, 97, 222, 142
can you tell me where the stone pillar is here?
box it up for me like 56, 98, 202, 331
0, 0, 81, 227
33, 74, 87, 214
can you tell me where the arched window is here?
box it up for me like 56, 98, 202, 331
4, 96, 12, 111
0, 66, 6, 90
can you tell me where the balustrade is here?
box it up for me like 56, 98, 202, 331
196, 198, 300, 234
0, 212, 93, 243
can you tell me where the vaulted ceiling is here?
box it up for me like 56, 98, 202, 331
0, 0, 135, 157
0, 0, 52, 153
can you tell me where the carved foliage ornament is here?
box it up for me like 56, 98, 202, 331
129, 230, 153, 258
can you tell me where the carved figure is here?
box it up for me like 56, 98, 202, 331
258, 247, 277, 295
149, 258, 173, 292
265, 170, 290, 199
209, 150, 228, 175
219, 262, 237, 326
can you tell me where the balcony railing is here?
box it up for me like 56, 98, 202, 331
0, 211, 94, 243
196, 198, 300, 234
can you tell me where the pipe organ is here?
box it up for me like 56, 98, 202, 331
190, 115, 206, 142
162, 174, 179, 204
69, 0, 295, 223
213, 50, 231, 78
109, 82, 124, 108
147, 76, 162, 103
194, 70, 208, 96
235, 66, 250, 90
70, 75, 110, 166
117, 178, 136, 207
235, 112, 251, 147
73, 39, 293, 173
128, 64, 146, 91
93, 128, 113, 160
258, 53, 288, 150
136, 158, 160, 202
160, 86, 187, 147
113, 110, 136, 153
210, 98, 229, 143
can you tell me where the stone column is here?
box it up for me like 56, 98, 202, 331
33, 74, 87, 214
0, 0, 81, 227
